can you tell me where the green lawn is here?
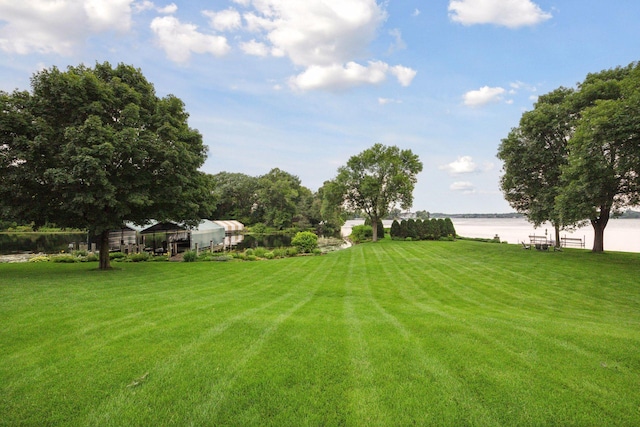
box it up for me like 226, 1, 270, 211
1, 240, 639, 426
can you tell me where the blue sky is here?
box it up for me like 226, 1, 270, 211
1, 1, 638, 213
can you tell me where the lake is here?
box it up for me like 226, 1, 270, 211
341, 218, 640, 253
452, 217, 640, 253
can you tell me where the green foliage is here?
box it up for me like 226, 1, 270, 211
286, 247, 299, 257
245, 248, 254, 256
253, 247, 267, 258
28, 255, 50, 263
109, 252, 126, 260
128, 253, 150, 263
51, 255, 77, 263
264, 251, 275, 260
250, 223, 268, 234
182, 251, 198, 262
0, 62, 214, 269
272, 248, 286, 258
334, 143, 423, 242
350, 225, 372, 243
291, 231, 318, 253
390, 220, 401, 239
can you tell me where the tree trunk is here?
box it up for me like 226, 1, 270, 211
590, 207, 610, 253
99, 229, 112, 270
371, 217, 378, 242
554, 225, 561, 248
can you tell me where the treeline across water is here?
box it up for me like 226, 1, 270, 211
390, 218, 456, 241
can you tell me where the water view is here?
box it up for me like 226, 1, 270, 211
452, 218, 640, 253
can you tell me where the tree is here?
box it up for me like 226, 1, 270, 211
210, 172, 259, 224
255, 168, 302, 229
334, 144, 423, 242
556, 63, 640, 252
497, 87, 574, 247
0, 62, 213, 269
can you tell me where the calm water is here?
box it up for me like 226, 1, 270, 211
0, 232, 88, 255
452, 218, 640, 253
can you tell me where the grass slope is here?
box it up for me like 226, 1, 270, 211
1, 240, 639, 426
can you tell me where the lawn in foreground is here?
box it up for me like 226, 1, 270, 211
1, 240, 639, 426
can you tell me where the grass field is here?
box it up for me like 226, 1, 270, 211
1, 239, 639, 426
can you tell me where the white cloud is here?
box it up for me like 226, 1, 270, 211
241, 39, 269, 56
442, 156, 478, 175
0, 0, 134, 55
450, 181, 476, 193
133, 1, 176, 14
290, 61, 388, 91
379, 97, 402, 105
157, 3, 178, 14
412, 9, 421, 17
84, 0, 133, 32
391, 65, 417, 87
235, 0, 416, 91
203, 8, 242, 32
463, 86, 506, 107
388, 28, 406, 53
448, 0, 552, 28
150, 16, 230, 63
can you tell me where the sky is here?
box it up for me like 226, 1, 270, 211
1, 1, 639, 213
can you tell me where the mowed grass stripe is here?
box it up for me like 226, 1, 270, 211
1, 240, 640, 426
85, 254, 339, 426
368, 240, 640, 425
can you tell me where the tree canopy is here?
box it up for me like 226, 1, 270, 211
0, 62, 214, 268
498, 62, 640, 252
334, 143, 423, 241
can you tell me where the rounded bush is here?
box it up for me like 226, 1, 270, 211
182, 250, 198, 262
291, 231, 318, 253
287, 247, 299, 257
29, 255, 50, 263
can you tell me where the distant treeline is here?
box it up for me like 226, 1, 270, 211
430, 213, 523, 219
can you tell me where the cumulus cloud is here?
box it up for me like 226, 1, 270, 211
442, 156, 478, 175
150, 16, 230, 63
463, 86, 506, 107
203, 8, 242, 32
240, 39, 269, 56
233, 0, 416, 91
448, 0, 552, 28
450, 181, 476, 193
0, 0, 134, 55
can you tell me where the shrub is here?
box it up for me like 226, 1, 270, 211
350, 225, 372, 244
183, 251, 198, 262
264, 251, 274, 260
86, 253, 99, 262
253, 247, 267, 258
51, 255, 77, 263
312, 248, 322, 256
246, 255, 258, 261
109, 252, 126, 260
73, 249, 88, 257
129, 253, 150, 262
287, 247, 299, 257
245, 248, 254, 257
211, 255, 232, 262
291, 231, 318, 253
29, 255, 50, 263
272, 248, 286, 258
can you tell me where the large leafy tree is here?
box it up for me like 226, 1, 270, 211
334, 143, 423, 241
210, 171, 259, 224
255, 168, 303, 229
0, 62, 214, 269
497, 87, 574, 246
556, 63, 640, 252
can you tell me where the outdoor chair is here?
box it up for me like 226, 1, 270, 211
521, 241, 531, 250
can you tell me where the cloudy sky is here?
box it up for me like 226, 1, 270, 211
1, 0, 638, 213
